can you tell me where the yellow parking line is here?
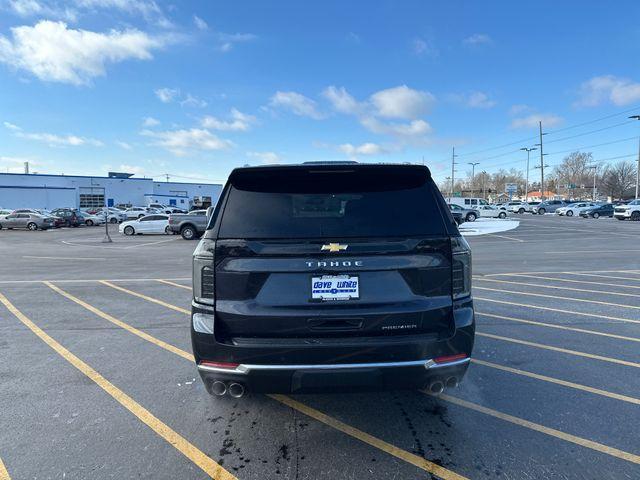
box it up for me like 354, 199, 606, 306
44, 285, 468, 479
475, 286, 640, 312
475, 277, 640, 299
477, 311, 640, 343
270, 394, 467, 480
0, 458, 10, 480
156, 279, 191, 290
0, 292, 235, 480
471, 359, 640, 405
45, 282, 192, 361
100, 281, 190, 315
430, 393, 640, 465
477, 332, 640, 368
475, 296, 640, 325
505, 273, 640, 291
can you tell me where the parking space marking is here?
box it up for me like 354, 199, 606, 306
475, 277, 640, 299
475, 296, 640, 326
563, 272, 640, 282
477, 312, 640, 343
100, 281, 190, 315
269, 395, 468, 480
22, 255, 107, 261
0, 292, 236, 480
0, 278, 190, 285
475, 286, 640, 312
505, 274, 640, 290
156, 279, 191, 290
545, 249, 640, 254
484, 269, 640, 277
477, 332, 640, 368
483, 233, 525, 242
0, 458, 10, 480
471, 359, 640, 406
46, 287, 469, 480
45, 282, 193, 361
430, 393, 640, 465
61, 238, 178, 250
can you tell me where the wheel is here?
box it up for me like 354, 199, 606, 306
165, 225, 171, 234
566, 210, 573, 217
466, 213, 477, 222
0, 223, 3, 230
181, 225, 196, 240
592, 212, 600, 219
538, 208, 546, 215
86, 219, 94, 226
631, 211, 640, 221
27, 222, 38, 231
137, 214, 144, 219
124, 226, 135, 235
518, 208, 525, 214
498, 212, 506, 219
109, 217, 118, 224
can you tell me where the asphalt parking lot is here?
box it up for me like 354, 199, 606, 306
1, 215, 639, 479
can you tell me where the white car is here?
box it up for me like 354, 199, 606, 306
555, 202, 596, 217
119, 214, 170, 235
123, 206, 157, 220
508, 202, 530, 214
82, 213, 105, 226
478, 205, 508, 218
95, 208, 127, 224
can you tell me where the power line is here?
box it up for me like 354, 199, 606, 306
544, 120, 635, 145
545, 104, 640, 135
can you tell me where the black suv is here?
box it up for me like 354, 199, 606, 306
191, 163, 474, 397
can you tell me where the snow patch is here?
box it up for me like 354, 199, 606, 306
459, 218, 520, 236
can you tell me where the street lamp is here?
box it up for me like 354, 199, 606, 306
588, 165, 597, 201
629, 115, 640, 199
520, 147, 537, 202
468, 162, 480, 197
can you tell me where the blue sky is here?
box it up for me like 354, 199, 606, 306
1, 0, 640, 184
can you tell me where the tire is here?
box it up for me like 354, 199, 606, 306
27, 222, 38, 231
538, 208, 546, 215
592, 212, 600, 219
124, 226, 135, 235
566, 210, 573, 217
109, 217, 118, 224
164, 225, 171, 234
181, 225, 196, 240
631, 211, 640, 221
466, 213, 477, 222
137, 214, 144, 219
86, 219, 94, 226
498, 212, 506, 219
0, 223, 3, 230
518, 208, 525, 214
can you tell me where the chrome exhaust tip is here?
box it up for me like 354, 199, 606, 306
210, 380, 227, 396
445, 376, 459, 389
228, 383, 245, 398
428, 380, 445, 395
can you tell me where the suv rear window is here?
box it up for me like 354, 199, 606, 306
218, 166, 448, 239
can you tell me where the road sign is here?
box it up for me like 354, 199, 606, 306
505, 183, 518, 194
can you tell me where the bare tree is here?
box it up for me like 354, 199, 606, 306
552, 151, 594, 198
601, 161, 636, 199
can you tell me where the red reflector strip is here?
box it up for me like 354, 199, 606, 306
200, 361, 240, 369
433, 353, 468, 364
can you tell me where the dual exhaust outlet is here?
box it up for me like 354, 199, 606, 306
427, 376, 459, 395
210, 380, 245, 398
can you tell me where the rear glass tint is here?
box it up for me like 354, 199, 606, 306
218, 167, 448, 239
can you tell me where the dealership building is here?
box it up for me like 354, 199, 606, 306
0, 172, 223, 210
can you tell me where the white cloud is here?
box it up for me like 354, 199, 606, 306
247, 151, 281, 164
4, 121, 103, 146
412, 37, 438, 57
463, 33, 492, 46
269, 91, 324, 119
154, 87, 179, 103
116, 140, 132, 150
360, 117, 432, 138
575, 75, 640, 107
217, 32, 257, 52
0, 155, 40, 173
509, 104, 531, 115
3, 121, 21, 131
322, 86, 361, 115
180, 93, 207, 108
141, 128, 232, 156
201, 108, 256, 131
117, 163, 145, 175
142, 116, 160, 127
193, 15, 208, 31
467, 92, 496, 109
510, 113, 563, 130
369, 85, 435, 119
338, 142, 385, 157
0, 20, 166, 85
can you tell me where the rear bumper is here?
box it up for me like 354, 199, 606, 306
191, 298, 475, 393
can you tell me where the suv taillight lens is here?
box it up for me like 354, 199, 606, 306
451, 236, 471, 300
193, 238, 215, 305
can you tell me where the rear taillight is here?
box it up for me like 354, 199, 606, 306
451, 236, 471, 299
193, 238, 215, 305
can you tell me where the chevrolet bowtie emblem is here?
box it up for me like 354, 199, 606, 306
321, 243, 348, 253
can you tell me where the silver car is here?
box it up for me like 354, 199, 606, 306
0, 212, 55, 230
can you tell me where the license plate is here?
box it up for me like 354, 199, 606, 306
311, 275, 359, 301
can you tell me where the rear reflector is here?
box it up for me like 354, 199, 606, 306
200, 361, 240, 369
433, 353, 468, 364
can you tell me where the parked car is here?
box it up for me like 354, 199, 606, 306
613, 199, 640, 220
50, 208, 83, 227
0, 208, 13, 217
82, 213, 105, 226
94, 207, 127, 224
191, 163, 473, 396
447, 197, 489, 209
580, 204, 614, 219
449, 203, 479, 222
167, 209, 209, 239
123, 207, 153, 220
555, 202, 597, 217
119, 214, 170, 235
477, 205, 507, 218
451, 211, 464, 225
531, 200, 566, 215
507, 201, 530, 214
0, 212, 55, 230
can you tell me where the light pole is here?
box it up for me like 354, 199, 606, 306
468, 162, 479, 197
629, 115, 640, 199
481, 170, 487, 200
534, 121, 548, 201
450, 147, 458, 200
588, 165, 597, 201
520, 147, 537, 202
